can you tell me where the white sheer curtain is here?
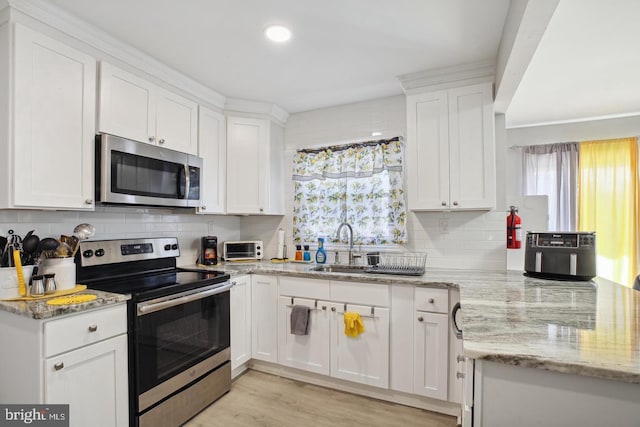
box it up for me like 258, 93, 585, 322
522, 143, 579, 231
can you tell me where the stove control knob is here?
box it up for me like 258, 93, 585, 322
82, 249, 94, 258
171, 244, 179, 250
95, 249, 105, 257
164, 244, 171, 251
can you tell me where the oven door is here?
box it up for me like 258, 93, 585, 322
134, 281, 231, 409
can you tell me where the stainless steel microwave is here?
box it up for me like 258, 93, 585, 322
96, 133, 203, 208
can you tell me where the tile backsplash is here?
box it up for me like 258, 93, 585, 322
0, 206, 241, 267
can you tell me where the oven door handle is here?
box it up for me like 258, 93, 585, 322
137, 281, 233, 316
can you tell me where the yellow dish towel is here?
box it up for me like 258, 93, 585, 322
344, 312, 365, 337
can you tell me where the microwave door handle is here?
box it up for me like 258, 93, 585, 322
182, 164, 190, 199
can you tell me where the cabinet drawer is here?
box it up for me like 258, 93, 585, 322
279, 276, 330, 299
415, 287, 448, 313
44, 304, 127, 357
330, 281, 389, 307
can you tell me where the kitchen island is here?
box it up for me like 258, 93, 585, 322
194, 262, 640, 426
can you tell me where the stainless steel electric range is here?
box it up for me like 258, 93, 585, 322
76, 237, 232, 427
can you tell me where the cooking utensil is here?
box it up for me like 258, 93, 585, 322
31, 238, 60, 278
5, 230, 22, 267
22, 234, 40, 265
13, 249, 26, 296
73, 223, 96, 240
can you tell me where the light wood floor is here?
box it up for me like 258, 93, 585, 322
186, 370, 457, 427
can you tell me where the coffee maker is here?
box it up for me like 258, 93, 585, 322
200, 236, 218, 265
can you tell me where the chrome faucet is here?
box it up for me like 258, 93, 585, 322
336, 222, 355, 265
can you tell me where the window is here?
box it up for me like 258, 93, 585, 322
522, 142, 579, 231
292, 137, 407, 245
522, 137, 639, 286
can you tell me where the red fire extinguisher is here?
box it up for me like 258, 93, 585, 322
507, 206, 522, 249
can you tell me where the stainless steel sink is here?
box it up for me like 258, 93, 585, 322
310, 265, 369, 274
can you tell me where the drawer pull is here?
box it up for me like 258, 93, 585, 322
428, 298, 435, 303
88, 325, 98, 332
54, 362, 64, 371
322, 305, 327, 310
457, 355, 465, 363
417, 316, 424, 322
456, 372, 465, 379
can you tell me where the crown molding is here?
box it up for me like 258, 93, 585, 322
398, 59, 496, 94
6, 0, 227, 109
224, 98, 290, 125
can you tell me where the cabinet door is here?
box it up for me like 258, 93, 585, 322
413, 311, 448, 400
44, 334, 128, 427
330, 303, 389, 388
448, 83, 495, 210
13, 24, 96, 209
278, 297, 330, 375
251, 275, 278, 362
198, 106, 226, 214
230, 275, 251, 370
226, 116, 267, 214
98, 61, 155, 145
155, 87, 198, 154
406, 90, 450, 210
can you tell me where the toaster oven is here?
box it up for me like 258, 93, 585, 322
524, 232, 596, 281
223, 241, 263, 261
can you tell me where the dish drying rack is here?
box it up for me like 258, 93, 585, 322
364, 252, 427, 276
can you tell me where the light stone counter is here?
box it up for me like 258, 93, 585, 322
188, 261, 640, 384
0, 290, 130, 320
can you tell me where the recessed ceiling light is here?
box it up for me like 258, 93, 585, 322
371, 131, 383, 137
265, 25, 291, 43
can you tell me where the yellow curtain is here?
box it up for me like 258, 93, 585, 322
578, 137, 638, 286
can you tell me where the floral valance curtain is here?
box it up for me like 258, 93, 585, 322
292, 137, 407, 245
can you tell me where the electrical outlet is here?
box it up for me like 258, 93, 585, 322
439, 218, 449, 234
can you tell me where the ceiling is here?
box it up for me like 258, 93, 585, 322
45, 0, 510, 114
505, 0, 640, 128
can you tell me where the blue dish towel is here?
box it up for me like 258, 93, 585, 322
290, 305, 310, 335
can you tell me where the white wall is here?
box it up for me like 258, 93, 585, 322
0, 207, 241, 267
243, 95, 507, 271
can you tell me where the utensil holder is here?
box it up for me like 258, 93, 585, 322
41, 257, 76, 291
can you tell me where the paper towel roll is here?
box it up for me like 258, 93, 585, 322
276, 228, 285, 259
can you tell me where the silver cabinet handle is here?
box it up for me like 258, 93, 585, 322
453, 201, 459, 206
88, 325, 98, 332
54, 362, 64, 371
322, 305, 327, 310
457, 355, 465, 363
417, 316, 424, 322
428, 298, 434, 303
149, 136, 155, 142
259, 208, 264, 212
231, 281, 237, 286
331, 307, 336, 312
201, 206, 207, 210
456, 372, 465, 379
441, 201, 447, 206
158, 138, 165, 145
85, 199, 93, 205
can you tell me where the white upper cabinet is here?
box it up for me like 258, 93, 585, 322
98, 62, 198, 155
407, 82, 495, 211
226, 116, 284, 215
198, 106, 226, 214
0, 23, 96, 210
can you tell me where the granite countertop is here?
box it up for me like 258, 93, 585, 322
0, 290, 130, 320
190, 261, 640, 384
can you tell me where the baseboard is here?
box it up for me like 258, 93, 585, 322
247, 360, 461, 419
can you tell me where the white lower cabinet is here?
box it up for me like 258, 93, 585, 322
231, 275, 251, 370
251, 274, 278, 363
45, 334, 128, 427
278, 297, 331, 375
413, 311, 448, 399
330, 303, 390, 388
0, 304, 128, 427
